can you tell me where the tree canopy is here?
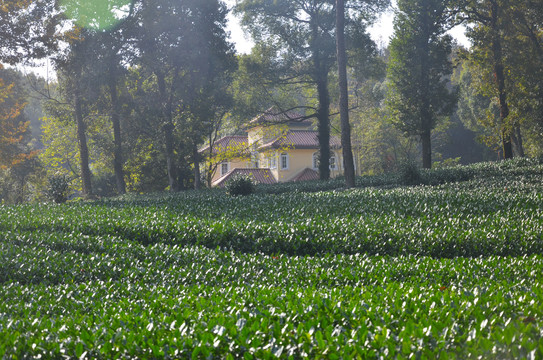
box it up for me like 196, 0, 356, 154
0, 0, 542, 201
386, 0, 458, 169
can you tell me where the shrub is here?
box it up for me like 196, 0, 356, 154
398, 160, 422, 185
93, 173, 117, 197
226, 174, 255, 196
46, 174, 71, 203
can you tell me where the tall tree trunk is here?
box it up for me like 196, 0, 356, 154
74, 88, 92, 198
108, 67, 126, 194
163, 122, 178, 191
419, 9, 432, 169
490, 0, 513, 159
421, 129, 432, 169
316, 75, 331, 181
336, 0, 355, 188
192, 142, 201, 190
311, 17, 330, 181
156, 70, 179, 191
512, 125, 525, 157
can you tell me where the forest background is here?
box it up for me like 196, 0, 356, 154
1, 0, 542, 203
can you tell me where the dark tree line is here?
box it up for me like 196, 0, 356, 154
1, 0, 542, 202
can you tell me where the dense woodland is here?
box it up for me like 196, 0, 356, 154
0, 0, 542, 203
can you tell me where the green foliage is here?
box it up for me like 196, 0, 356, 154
0, 241, 542, 358
433, 157, 461, 169
397, 160, 422, 185
387, 0, 457, 134
0, 0, 58, 65
225, 174, 255, 196
386, 0, 457, 168
46, 174, 71, 203
92, 173, 117, 198
459, 0, 543, 158
1, 159, 543, 357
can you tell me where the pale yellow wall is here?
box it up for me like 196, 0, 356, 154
210, 120, 359, 185
248, 148, 346, 182
210, 158, 249, 184
281, 149, 344, 181
274, 149, 310, 182
210, 148, 350, 185
329, 150, 343, 179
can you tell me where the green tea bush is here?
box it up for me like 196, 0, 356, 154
0, 244, 541, 358
92, 173, 117, 197
46, 174, 71, 203
1, 159, 543, 358
421, 166, 475, 185
398, 160, 423, 185
226, 174, 255, 196
255, 158, 542, 194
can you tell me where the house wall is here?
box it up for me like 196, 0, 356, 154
209, 148, 348, 185
210, 158, 249, 184
273, 149, 343, 182
258, 151, 279, 180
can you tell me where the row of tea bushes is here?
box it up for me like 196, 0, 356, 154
254, 157, 543, 193
2, 236, 542, 287
2, 178, 542, 258
1, 159, 542, 357
1, 245, 542, 358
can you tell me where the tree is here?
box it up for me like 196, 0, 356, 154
0, 66, 42, 203
236, 0, 389, 180
0, 1, 59, 202
94, 26, 135, 195
174, 0, 237, 190
119, 67, 170, 193
51, 27, 107, 198
386, 0, 457, 169
336, 0, 356, 188
459, 0, 517, 159
0, 67, 37, 170
0, 0, 59, 65
55, 0, 138, 195
130, 0, 234, 191
40, 99, 116, 196
504, 0, 543, 156
455, 53, 503, 154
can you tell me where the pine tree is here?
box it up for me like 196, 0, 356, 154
386, 0, 457, 169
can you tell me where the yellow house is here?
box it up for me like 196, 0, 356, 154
200, 110, 351, 187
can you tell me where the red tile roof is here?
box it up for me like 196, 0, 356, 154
291, 167, 320, 182
259, 130, 341, 150
213, 168, 277, 187
199, 135, 249, 155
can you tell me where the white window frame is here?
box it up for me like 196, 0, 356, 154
329, 153, 337, 170
312, 152, 319, 170
251, 151, 260, 168
220, 162, 229, 176
269, 154, 277, 169
280, 153, 289, 170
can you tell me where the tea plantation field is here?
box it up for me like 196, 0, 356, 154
1, 159, 542, 358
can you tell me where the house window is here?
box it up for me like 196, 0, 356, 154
312, 152, 319, 170
329, 154, 337, 170
280, 153, 289, 170
251, 151, 259, 168
269, 154, 277, 169
313, 152, 337, 170
220, 162, 229, 176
